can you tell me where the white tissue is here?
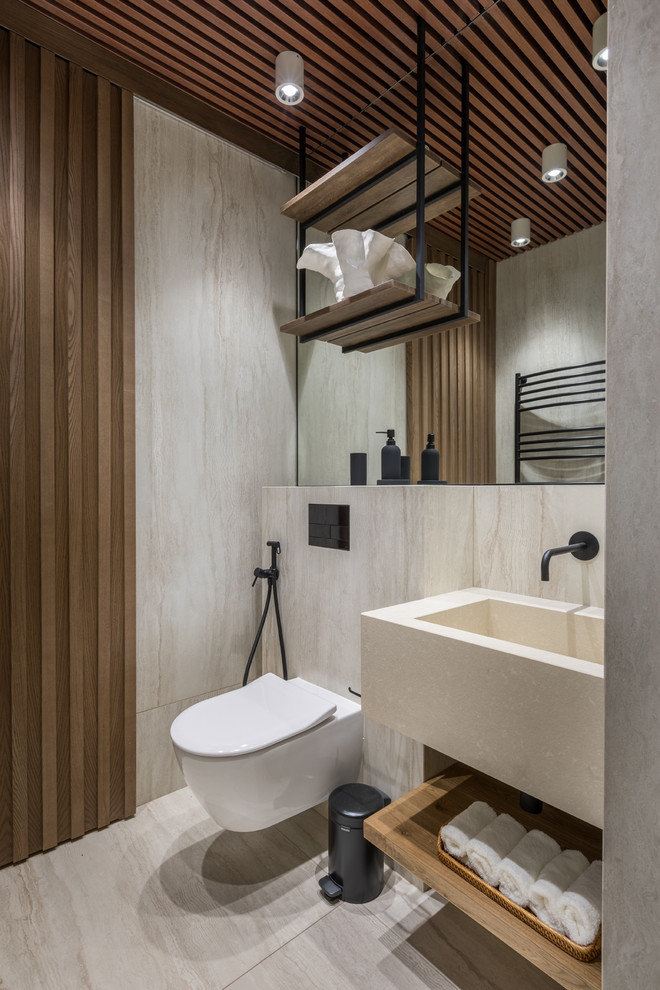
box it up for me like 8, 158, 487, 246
557, 859, 602, 945
440, 801, 497, 862
296, 229, 415, 301
496, 829, 561, 906
528, 849, 589, 930
398, 262, 461, 300
465, 813, 527, 886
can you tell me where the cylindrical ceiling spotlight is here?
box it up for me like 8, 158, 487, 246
542, 142, 568, 183
592, 13, 609, 71
275, 51, 304, 105
511, 218, 531, 248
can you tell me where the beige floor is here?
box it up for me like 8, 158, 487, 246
0, 787, 562, 990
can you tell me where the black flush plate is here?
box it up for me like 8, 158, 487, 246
308, 504, 350, 551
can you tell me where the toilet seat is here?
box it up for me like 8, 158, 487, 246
170, 673, 337, 757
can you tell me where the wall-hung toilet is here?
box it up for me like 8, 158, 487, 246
170, 673, 363, 831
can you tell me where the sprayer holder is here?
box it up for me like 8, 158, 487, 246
251, 541, 281, 585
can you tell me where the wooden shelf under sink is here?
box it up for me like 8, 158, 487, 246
364, 762, 602, 990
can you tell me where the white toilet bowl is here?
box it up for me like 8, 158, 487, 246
170, 673, 363, 831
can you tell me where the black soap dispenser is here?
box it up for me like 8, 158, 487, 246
421, 434, 439, 481
376, 429, 405, 485
417, 434, 447, 485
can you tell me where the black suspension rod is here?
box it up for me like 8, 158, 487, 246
415, 16, 426, 303
297, 125, 307, 320
460, 59, 470, 319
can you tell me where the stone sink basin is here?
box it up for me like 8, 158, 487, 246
361, 588, 604, 827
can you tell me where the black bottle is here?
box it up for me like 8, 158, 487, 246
421, 434, 440, 482
350, 452, 367, 485
376, 429, 401, 480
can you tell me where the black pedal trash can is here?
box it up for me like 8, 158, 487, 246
318, 783, 391, 903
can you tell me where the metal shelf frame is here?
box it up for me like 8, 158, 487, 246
295, 16, 471, 353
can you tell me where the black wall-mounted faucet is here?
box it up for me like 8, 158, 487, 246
541, 531, 600, 582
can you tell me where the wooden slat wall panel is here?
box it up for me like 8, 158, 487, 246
81, 67, 99, 836
121, 88, 136, 819
0, 27, 135, 868
53, 51, 71, 846
9, 33, 29, 866
24, 39, 43, 859
486, 260, 497, 480
407, 234, 496, 485
0, 32, 13, 869
67, 61, 85, 842
109, 85, 125, 825
39, 48, 58, 854
96, 76, 112, 831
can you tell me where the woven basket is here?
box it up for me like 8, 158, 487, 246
437, 834, 601, 962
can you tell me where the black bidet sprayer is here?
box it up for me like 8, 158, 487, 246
242, 541, 288, 686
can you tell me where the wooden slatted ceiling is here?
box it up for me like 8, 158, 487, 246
11, 0, 607, 261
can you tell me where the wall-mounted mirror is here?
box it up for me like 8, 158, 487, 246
296, 6, 607, 486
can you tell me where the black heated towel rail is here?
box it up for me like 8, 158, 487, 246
514, 359, 605, 483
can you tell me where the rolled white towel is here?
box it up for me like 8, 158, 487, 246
440, 801, 497, 862
496, 829, 561, 906
465, 813, 527, 886
557, 860, 603, 945
528, 849, 589, 930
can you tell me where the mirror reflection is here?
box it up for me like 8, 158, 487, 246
296, 13, 606, 487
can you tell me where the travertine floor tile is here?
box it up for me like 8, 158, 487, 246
230, 892, 563, 990
0, 789, 333, 990
1, 786, 563, 990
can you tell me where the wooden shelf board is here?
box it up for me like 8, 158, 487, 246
351, 306, 479, 352
364, 762, 602, 990
280, 281, 417, 337
281, 128, 480, 235
280, 280, 480, 352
